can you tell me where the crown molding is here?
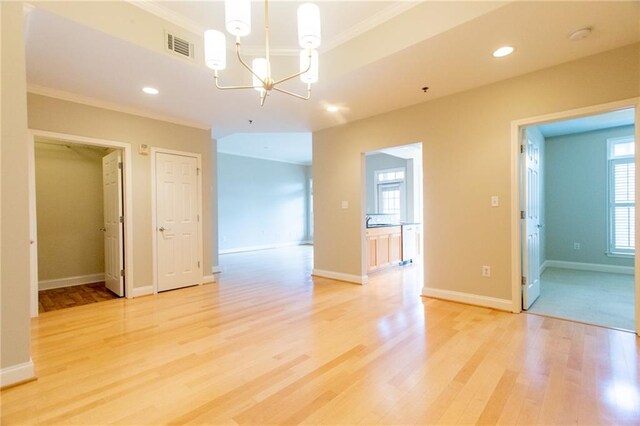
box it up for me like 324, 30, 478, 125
129, 0, 206, 36
217, 149, 311, 166
321, 1, 421, 52
27, 84, 211, 131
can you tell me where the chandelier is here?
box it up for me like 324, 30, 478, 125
204, 0, 321, 106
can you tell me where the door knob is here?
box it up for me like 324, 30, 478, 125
99, 227, 106, 232
159, 227, 166, 232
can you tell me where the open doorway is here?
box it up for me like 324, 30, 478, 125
33, 139, 125, 313
520, 107, 636, 331
363, 143, 423, 277
28, 131, 134, 317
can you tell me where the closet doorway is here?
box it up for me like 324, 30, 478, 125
28, 131, 134, 317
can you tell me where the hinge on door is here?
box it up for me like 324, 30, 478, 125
197, 214, 200, 222
197, 168, 200, 176
119, 216, 124, 223
520, 211, 525, 219
197, 261, 201, 268
520, 145, 526, 154
521, 276, 526, 286
120, 269, 125, 277
118, 162, 123, 170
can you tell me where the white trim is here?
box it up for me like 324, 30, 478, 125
540, 260, 548, 275
219, 241, 310, 255
28, 131, 39, 317
544, 260, 634, 275
217, 150, 312, 166
202, 274, 216, 284
0, 359, 35, 388
212, 266, 222, 274
28, 130, 136, 319
39, 273, 105, 291
421, 287, 513, 312
151, 148, 204, 294
130, 285, 154, 298
312, 269, 368, 285
127, 0, 206, 36
27, 85, 210, 131
511, 98, 640, 333
321, 2, 420, 52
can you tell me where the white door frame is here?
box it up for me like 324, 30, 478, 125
510, 97, 640, 334
27, 129, 135, 317
150, 147, 203, 294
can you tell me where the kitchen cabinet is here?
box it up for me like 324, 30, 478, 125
366, 226, 401, 272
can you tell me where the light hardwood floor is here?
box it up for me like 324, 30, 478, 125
2, 245, 639, 425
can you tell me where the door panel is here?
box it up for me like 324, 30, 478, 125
523, 132, 541, 309
156, 152, 200, 292
102, 150, 124, 297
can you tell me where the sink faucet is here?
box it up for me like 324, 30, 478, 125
366, 216, 372, 227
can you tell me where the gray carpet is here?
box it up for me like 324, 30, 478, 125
527, 267, 636, 331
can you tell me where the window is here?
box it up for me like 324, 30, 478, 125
378, 183, 401, 215
608, 136, 635, 255
376, 168, 405, 218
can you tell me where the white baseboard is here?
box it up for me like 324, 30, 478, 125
212, 266, 222, 274
421, 287, 512, 312
202, 274, 216, 284
545, 260, 634, 275
540, 260, 548, 275
312, 269, 368, 285
39, 273, 105, 291
0, 359, 35, 388
219, 241, 309, 255
130, 285, 153, 298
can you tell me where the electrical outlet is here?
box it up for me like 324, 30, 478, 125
573, 243, 581, 250
482, 265, 491, 277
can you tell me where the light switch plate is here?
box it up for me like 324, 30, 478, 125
491, 195, 499, 207
341, 201, 349, 209
139, 144, 150, 155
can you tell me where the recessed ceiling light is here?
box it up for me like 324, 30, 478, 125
142, 87, 159, 95
492, 46, 515, 58
326, 106, 339, 112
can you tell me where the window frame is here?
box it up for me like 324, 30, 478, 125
375, 167, 406, 219
607, 136, 636, 257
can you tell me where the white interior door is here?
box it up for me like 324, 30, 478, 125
522, 131, 541, 309
102, 150, 124, 296
155, 152, 200, 292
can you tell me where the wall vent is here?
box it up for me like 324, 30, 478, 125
165, 31, 195, 61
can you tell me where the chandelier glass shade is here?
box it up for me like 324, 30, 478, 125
205, 0, 321, 106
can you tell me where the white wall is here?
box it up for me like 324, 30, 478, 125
218, 153, 312, 253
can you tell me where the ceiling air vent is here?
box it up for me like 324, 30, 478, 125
165, 31, 194, 61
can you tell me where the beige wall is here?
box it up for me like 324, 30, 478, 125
35, 142, 106, 282
1, 2, 32, 371
313, 43, 640, 301
28, 94, 219, 289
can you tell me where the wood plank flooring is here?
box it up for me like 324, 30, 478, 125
2, 245, 639, 425
38, 282, 120, 313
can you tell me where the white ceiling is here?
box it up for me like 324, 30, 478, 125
146, 1, 416, 54
217, 132, 312, 164
24, 1, 640, 139
536, 108, 635, 138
